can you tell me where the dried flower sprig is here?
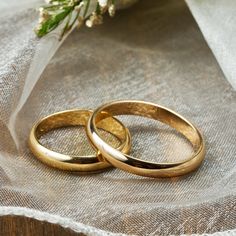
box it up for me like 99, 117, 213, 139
35, 0, 116, 39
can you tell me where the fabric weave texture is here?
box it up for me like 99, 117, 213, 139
0, 0, 235, 235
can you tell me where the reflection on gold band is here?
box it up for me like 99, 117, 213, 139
87, 100, 205, 178
29, 109, 131, 172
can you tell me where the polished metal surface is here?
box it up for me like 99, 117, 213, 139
29, 109, 131, 172
87, 100, 205, 177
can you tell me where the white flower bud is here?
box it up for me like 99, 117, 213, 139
74, 2, 84, 12
39, 8, 49, 19
98, 0, 108, 7
86, 19, 93, 27
108, 4, 115, 17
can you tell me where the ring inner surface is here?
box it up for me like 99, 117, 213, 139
36, 110, 127, 163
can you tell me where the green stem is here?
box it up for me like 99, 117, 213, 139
83, 0, 91, 18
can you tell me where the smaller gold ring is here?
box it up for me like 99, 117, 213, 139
86, 100, 205, 178
28, 109, 131, 172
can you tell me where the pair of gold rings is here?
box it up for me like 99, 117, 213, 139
29, 100, 205, 178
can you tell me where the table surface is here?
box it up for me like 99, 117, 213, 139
0, 216, 83, 236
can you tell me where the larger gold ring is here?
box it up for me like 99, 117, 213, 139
29, 109, 131, 172
86, 100, 205, 178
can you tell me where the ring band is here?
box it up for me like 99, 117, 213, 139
86, 100, 205, 177
28, 109, 131, 172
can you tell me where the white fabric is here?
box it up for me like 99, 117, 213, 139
0, 0, 236, 235
186, 0, 236, 89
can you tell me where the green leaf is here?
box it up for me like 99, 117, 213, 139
36, 6, 73, 37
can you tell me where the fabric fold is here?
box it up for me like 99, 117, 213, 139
0, 1, 235, 235
186, 0, 236, 89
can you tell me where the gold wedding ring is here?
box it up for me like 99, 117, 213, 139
28, 109, 131, 172
29, 101, 205, 178
86, 100, 205, 178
